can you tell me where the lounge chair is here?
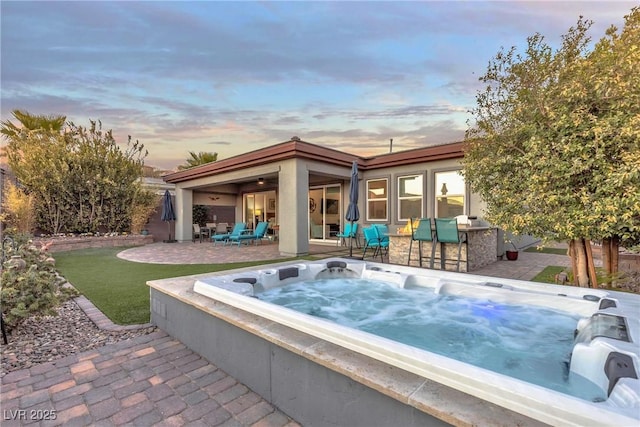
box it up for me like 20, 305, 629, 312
212, 223, 245, 246
228, 221, 269, 246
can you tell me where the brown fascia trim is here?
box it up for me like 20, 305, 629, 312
164, 139, 464, 183
361, 141, 465, 169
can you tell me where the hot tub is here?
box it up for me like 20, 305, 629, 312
192, 258, 639, 425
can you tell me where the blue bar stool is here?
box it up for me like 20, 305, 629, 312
434, 218, 467, 272
408, 218, 436, 268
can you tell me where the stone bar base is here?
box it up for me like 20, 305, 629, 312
389, 228, 497, 272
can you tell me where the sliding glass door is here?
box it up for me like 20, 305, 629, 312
309, 184, 341, 241
243, 191, 276, 230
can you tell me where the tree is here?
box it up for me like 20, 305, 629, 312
1, 110, 66, 137
463, 8, 640, 287
2, 112, 153, 234
177, 151, 218, 170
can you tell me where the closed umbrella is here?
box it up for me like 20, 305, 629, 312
161, 190, 177, 243
345, 161, 360, 257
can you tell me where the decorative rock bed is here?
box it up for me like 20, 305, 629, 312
0, 299, 156, 376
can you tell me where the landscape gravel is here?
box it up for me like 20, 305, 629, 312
1, 298, 156, 377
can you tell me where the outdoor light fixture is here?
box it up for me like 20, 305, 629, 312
441, 183, 448, 196
258, 177, 265, 185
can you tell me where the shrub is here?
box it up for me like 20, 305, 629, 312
130, 190, 158, 234
0, 180, 36, 235
0, 239, 77, 330
193, 204, 208, 226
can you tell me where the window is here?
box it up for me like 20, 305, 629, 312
367, 179, 388, 221
398, 174, 423, 221
434, 170, 465, 218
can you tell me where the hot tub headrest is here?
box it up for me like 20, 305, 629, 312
279, 267, 300, 281
599, 298, 618, 310
326, 261, 348, 269
605, 352, 638, 396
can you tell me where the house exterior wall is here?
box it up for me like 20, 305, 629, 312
163, 140, 483, 255
358, 157, 487, 232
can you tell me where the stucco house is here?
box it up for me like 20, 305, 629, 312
163, 136, 487, 257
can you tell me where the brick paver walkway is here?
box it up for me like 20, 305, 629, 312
1, 330, 299, 426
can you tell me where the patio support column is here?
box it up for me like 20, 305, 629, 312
278, 159, 309, 256
175, 187, 193, 242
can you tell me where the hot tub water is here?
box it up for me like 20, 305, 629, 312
257, 277, 604, 401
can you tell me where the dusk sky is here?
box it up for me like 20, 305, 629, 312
1, 1, 636, 170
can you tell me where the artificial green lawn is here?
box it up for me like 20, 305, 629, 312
524, 247, 568, 255
531, 266, 567, 284
54, 247, 303, 325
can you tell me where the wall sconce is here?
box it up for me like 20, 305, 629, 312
257, 177, 265, 185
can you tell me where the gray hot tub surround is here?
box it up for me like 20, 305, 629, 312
148, 258, 640, 427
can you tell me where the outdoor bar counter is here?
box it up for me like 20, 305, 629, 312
388, 225, 498, 272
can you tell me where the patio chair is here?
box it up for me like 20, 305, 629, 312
373, 224, 390, 258
228, 221, 269, 246
434, 218, 467, 272
192, 224, 204, 243
408, 218, 436, 268
362, 226, 388, 262
335, 223, 359, 247
212, 222, 245, 246
215, 222, 229, 234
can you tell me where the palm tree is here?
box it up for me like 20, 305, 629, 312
1, 110, 66, 138
177, 151, 218, 170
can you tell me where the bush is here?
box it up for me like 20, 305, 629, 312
193, 204, 208, 226
0, 180, 36, 235
0, 238, 77, 330
130, 190, 158, 234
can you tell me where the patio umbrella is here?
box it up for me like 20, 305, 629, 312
345, 161, 360, 257
161, 190, 177, 243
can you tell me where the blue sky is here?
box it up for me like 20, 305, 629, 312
1, 1, 636, 169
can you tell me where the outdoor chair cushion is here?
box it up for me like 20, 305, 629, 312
228, 221, 269, 246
